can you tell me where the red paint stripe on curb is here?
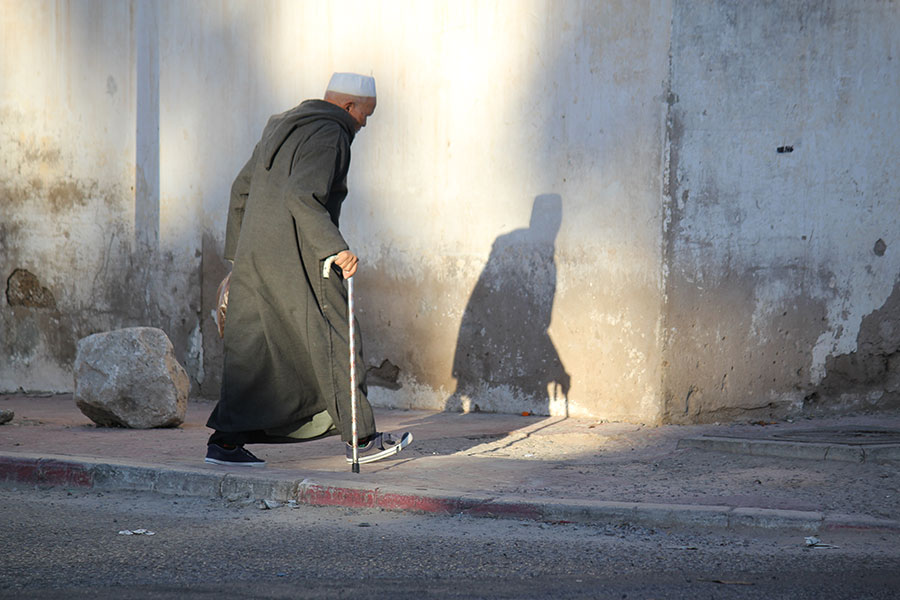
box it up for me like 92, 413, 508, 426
38, 459, 93, 487
301, 487, 544, 521
0, 456, 93, 488
299, 484, 376, 508
376, 492, 475, 514
3, 453, 900, 535
0, 455, 40, 483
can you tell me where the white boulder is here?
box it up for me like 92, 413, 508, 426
74, 327, 189, 428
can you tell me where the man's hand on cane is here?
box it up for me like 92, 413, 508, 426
335, 250, 358, 278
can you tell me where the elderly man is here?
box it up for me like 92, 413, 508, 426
205, 73, 412, 467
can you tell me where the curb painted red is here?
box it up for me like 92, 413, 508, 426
2, 453, 899, 534
374, 490, 475, 514
297, 483, 377, 509
0, 455, 93, 488
297, 484, 544, 520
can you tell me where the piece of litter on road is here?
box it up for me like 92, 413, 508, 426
524, 453, 534, 457
358, 522, 372, 527
804, 536, 840, 549
118, 529, 155, 536
666, 546, 698, 550
257, 499, 283, 510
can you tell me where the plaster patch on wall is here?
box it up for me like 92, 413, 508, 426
810, 277, 900, 412
809, 259, 900, 386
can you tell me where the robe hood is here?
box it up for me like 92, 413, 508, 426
262, 99, 358, 170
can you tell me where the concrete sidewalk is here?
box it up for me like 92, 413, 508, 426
1, 394, 899, 534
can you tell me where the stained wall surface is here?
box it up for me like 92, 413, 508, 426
1, 2, 141, 391
2, 0, 897, 424
662, 1, 900, 422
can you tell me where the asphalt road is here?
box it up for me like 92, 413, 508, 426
1, 485, 898, 599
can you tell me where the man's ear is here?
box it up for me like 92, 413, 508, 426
343, 101, 355, 113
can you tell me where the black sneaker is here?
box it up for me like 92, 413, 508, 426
205, 444, 266, 467
346, 432, 413, 464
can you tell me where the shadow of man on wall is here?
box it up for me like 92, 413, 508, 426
447, 194, 571, 416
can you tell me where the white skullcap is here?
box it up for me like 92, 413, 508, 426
326, 72, 376, 98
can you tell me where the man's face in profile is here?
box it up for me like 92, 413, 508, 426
347, 97, 377, 132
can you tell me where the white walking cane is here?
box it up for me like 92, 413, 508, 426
324, 255, 360, 473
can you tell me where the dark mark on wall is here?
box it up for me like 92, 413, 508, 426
367, 359, 401, 390
874, 238, 887, 257
47, 180, 90, 213
684, 384, 697, 415
6, 269, 56, 309
776, 145, 794, 154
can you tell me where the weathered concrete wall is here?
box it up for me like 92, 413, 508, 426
346, 1, 672, 421
1, 1, 137, 392
4, 0, 897, 424
1, 0, 672, 423
0, 1, 201, 394
662, 1, 900, 422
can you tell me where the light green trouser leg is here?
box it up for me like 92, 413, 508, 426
282, 410, 337, 440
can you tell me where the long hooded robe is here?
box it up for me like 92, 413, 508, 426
206, 99, 375, 444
